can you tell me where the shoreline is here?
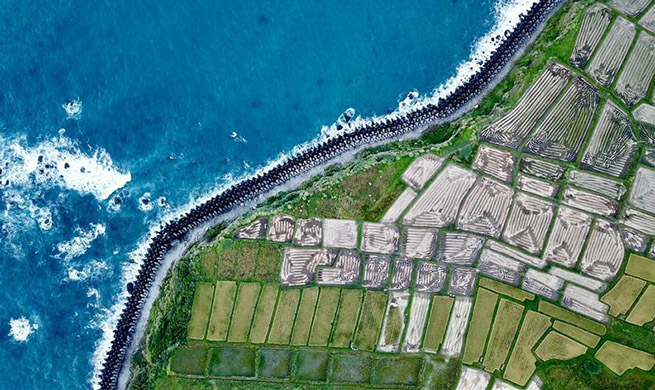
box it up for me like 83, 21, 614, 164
95, 1, 564, 388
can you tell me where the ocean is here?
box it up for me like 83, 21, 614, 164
0, 0, 521, 388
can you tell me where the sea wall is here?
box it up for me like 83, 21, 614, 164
97, 0, 563, 388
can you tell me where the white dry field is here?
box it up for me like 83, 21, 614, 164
316, 250, 360, 285
502, 193, 554, 254
438, 232, 485, 265
280, 248, 336, 286
403, 164, 477, 227
519, 156, 565, 180
580, 101, 637, 178
415, 261, 447, 292
362, 254, 391, 288
267, 214, 295, 242
516, 174, 559, 198
634, 103, 655, 127
400, 227, 438, 259
487, 240, 546, 268
620, 227, 649, 253
442, 296, 473, 357
480, 63, 571, 148
629, 166, 655, 212
456, 367, 492, 390
293, 218, 322, 246
568, 170, 627, 200
456, 177, 513, 238
570, 4, 612, 68
402, 292, 431, 352
562, 186, 618, 217
623, 207, 655, 236
523, 78, 598, 162
615, 32, 655, 106
401, 154, 444, 191
477, 248, 525, 286
522, 268, 564, 301
378, 291, 409, 352
234, 218, 267, 239
579, 220, 624, 281
543, 206, 591, 268
587, 17, 635, 87
449, 267, 478, 296
323, 218, 358, 249
640, 6, 655, 34
549, 267, 607, 293
610, 0, 650, 17
360, 222, 399, 254
561, 284, 610, 323
380, 187, 416, 223
390, 258, 413, 290
472, 145, 516, 183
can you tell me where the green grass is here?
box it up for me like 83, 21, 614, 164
503, 310, 552, 387
372, 356, 422, 385
535, 331, 587, 362
227, 283, 261, 342
605, 319, 655, 354
353, 291, 388, 351
479, 277, 535, 302
330, 289, 363, 348
462, 288, 499, 365
382, 304, 404, 348
290, 287, 319, 346
206, 281, 237, 341
625, 254, 655, 282
169, 343, 208, 375
422, 296, 454, 351
187, 283, 214, 340
258, 348, 293, 379
601, 275, 647, 317
330, 354, 372, 383
537, 357, 655, 390
553, 320, 600, 348
595, 341, 655, 376
625, 285, 655, 326
539, 301, 606, 335
267, 289, 300, 344
483, 298, 524, 373
295, 349, 330, 381
248, 283, 279, 343
206, 347, 256, 378
308, 288, 341, 346
208, 239, 283, 281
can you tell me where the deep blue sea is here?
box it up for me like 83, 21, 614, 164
0, 0, 512, 388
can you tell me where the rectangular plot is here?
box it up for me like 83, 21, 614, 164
316, 250, 360, 286
188, 282, 215, 340
503, 311, 551, 387
402, 154, 444, 190
308, 288, 341, 346
207, 281, 237, 341
587, 17, 636, 87
267, 215, 295, 242
472, 145, 516, 183
625, 254, 655, 282
519, 156, 565, 180
323, 219, 358, 249
553, 320, 600, 348
570, 4, 612, 68
456, 367, 491, 390
280, 248, 336, 287
267, 288, 300, 344
516, 174, 559, 198
441, 296, 473, 357
580, 220, 624, 281
561, 284, 610, 323
645, 147, 655, 166
450, 267, 478, 296
568, 170, 627, 200
378, 291, 409, 352
524, 78, 598, 162
390, 258, 413, 290
635, 105, 655, 143
227, 282, 261, 342
477, 249, 524, 286
402, 292, 431, 352
293, 218, 322, 246
640, 6, 655, 33
380, 187, 417, 223
480, 63, 571, 148
610, 0, 650, 17
401, 227, 437, 259
623, 207, 655, 235
522, 269, 564, 301
362, 254, 391, 289
487, 240, 545, 269
620, 226, 649, 253
361, 222, 399, 254
235, 218, 267, 240
438, 232, 485, 265
630, 166, 655, 212
615, 32, 655, 106
502, 193, 553, 254
330, 289, 363, 348
402, 164, 477, 227
483, 299, 524, 373
422, 296, 455, 352
457, 177, 513, 238
595, 341, 655, 376
414, 261, 447, 293
290, 287, 319, 345
548, 267, 607, 293
479, 276, 535, 302
562, 187, 618, 217
626, 285, 655, 326
249, 284, 279, 343
462, 288, 499, 365
354, 291, 388, 351
543, 207, 591, 268
534, 331, 587, 362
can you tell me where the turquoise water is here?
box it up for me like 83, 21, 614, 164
0, 0, 500, 388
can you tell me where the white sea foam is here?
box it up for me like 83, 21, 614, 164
67, 260, 110, 282
91, 0, 548, 387
56, 223, 106, 263
8, 317, 38, 342
138, 192, 153, 212
63, 99, 83, 119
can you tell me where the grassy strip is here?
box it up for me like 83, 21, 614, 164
308, 288, 341, 346
601, 275, 647, 317
538, 301, 606, 335
330, 289, 364, 348
248, 283, 279, 343
503, 310, 551, 387
354, 291, 388, 351
267, 289, 300, 344
227, 283, 261, 342
553, 320, 600, 348
462, 288, 498, 365
290, 287, 319, 345
625, 285, 655, 326
422, 296, 454, 351
383, 305, 404, 348
595, 341, 655, 376
479, 277, 535, 302
624, 254, 655, 282
535, 331, 587, 362
206, 281, 237, 341
187, 283, 214, 340
483, 298, 524, 373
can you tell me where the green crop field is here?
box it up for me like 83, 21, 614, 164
595, 341, 655, 375
503, 310, 551, 386
625, 254, 655, 283
330, 353, 373, 383
249, 283, 279, 343
353, 291, 388, 351
206, 347, 257, 377
552, 320, 599, 348
601, 275, 646, 317
290, 287, 319, 346
206, 281, 237, 341
625, 285, 655, 326
462, 288, 498, 365
538, 301, 606, 335
308, 288, 341, 346
479, 277, 535, 302
227, 282, 261, 342
382, 304, 404, 348
169, 343, 208, 375
534, 331, 586, 362
267, 289, 300, 344
372, 355, 422, 385
330, 289, 363, 348
483, 298, 524, 373
422, 296, 454, 351
187, 283, 214, 340
258, 348, 293, 379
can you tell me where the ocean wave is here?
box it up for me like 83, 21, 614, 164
63, 99, 83, 120
55, 223, 106, 263
67, 260, 111, 282
8, 316, 39, 343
